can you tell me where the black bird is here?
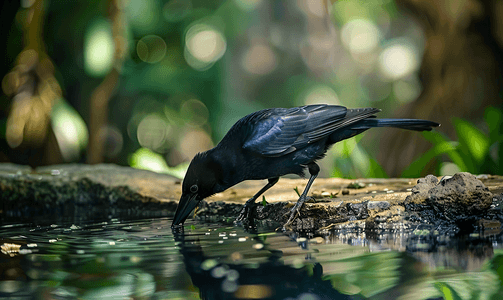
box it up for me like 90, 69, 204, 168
171, 104, 439, 228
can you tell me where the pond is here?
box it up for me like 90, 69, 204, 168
1, 216, 502, 299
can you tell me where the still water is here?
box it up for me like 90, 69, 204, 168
1, 217, 502, 299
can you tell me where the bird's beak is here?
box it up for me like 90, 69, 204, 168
171, 193, 199, 227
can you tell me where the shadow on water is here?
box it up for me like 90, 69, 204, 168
1, 216, 503, 299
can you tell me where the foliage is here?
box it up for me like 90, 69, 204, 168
402, 107, 503, 177
2, 0, 500, 179
294, 187, 301, 197
129, 147, 189, 179
325, 251, 401, 297
434, 282, 463, 300
331, 135, 388, 179
429, 252, 503, 300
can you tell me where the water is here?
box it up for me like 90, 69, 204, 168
1, 217, 502, 299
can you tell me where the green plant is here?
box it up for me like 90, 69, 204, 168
294, 186, 301, 197
331, 136, 388, 179
402, 107, 503, 177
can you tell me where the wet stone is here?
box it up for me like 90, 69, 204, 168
400, 173, 501, 234
367, 201, 391, 211
491, 192, 503, 205
367, 205, 405, 230
427, 172, 493, 220
403, 174, 439, 211
2, 163, 503, 235
347, 202, 368, 219
295, 218, 315, 231
0, 163, 179, 223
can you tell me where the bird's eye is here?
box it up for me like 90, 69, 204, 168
190, 184, 198, 193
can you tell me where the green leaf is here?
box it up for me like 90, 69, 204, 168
367, 158, 388, 178
434, 282, 463, 300
341, 138, 357, 157
294, 187, 301, 197
489, 254, 503, 288
401, 136, 472, 177
326, 251, 401, 297
453, 118, 490, 165
129, 147, 189, 179
422, 130, 449, 145
349, 143, 371, 177
484, 106, 503, 143
262, 196, 267, 207
401, 147, 436, 178
422, 131, 469, 172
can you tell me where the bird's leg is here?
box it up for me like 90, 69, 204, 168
235, 177, 279, 223
284, 163, 319, 229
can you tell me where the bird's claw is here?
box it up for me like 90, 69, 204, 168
234, 199, 257, 225
235, 206, 249, 223
234, 209, 247, 225
282, 195, 309, 230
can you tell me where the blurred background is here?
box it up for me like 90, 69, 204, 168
1, 0, 502, 179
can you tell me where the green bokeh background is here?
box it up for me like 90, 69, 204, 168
1, 0, 502, 179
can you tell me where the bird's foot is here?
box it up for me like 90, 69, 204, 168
234, 200, 257, 226
281, 195, 312, 231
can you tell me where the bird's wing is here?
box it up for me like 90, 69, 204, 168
242, 105, 379, 156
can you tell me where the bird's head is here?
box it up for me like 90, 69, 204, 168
171, 151, 222, 226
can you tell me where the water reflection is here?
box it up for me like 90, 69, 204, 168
0, 218, 502, 299
0, 218, 195, 299
173, 225, 352, 299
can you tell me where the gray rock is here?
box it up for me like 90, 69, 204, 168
0, 163, 179, 222
404, 172, 493, 221
367, 201, 391, 211
412, 174, 439, 193
404, 174, 439, 210
427, 172, 493, 220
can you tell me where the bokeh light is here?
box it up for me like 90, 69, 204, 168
4, 0, 465, 178
184, 23, 227, 70
130, 147, 189, 179
241, 43, 277, 75
137, 114, 172, 152
378, 39, 420, 81
303, 85, 340, 106
180, 99, 209, 127
178, 129, 214, 161
84, 19, 114, 77
137, 35, 167, 64
51, 99, 89, 162
341, 19, 381, 54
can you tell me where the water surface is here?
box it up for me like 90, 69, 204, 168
1, 217, 502, 299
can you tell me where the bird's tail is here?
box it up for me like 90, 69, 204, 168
358, 118, 440, 131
